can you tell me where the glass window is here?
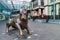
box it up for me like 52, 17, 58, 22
33, 0, 38, 8
50, 0, 56, 3
51, 5, 54, 12
58, 4, 60, 19
41, 0, 44, 6
50, 0, 54, 2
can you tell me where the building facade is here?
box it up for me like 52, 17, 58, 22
31, 0, 44, 18
44, 0, 60, 19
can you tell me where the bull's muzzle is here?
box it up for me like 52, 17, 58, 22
21, 15, 26, 19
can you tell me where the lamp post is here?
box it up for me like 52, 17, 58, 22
53, 1, 55, 21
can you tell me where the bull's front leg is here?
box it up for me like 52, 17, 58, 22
15, 23, 24, 36
26, 25, 32, 35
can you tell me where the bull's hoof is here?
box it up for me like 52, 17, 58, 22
20, 33, 24, 38
19, 32, 24, 36
20, 33, 24, 36
6, 30, 8, 33
28, 32, 32, 35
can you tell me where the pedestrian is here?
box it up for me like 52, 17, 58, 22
41, 13, 44, 19
46, 16, 50, 23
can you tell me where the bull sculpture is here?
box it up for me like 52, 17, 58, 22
6, 9, 32, 36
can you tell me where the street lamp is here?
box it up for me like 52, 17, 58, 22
53, 1, 55, 21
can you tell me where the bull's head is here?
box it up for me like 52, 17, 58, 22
20, 9, 28, 20
20, 13, 28, 21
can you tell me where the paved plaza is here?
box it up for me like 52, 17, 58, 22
0, 20, 60, 40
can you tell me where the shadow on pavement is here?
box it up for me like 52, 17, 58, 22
6, 29, 31, 39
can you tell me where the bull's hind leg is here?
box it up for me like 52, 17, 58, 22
6, 23, 10, 33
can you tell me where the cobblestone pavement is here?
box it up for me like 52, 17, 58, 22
0, 20, 60, 40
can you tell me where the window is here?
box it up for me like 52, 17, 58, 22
41, 0, 44, 6
33, 0, 38, 8
50, 0, 54, 2
51, 5, 54, 12
58, 4, 60, 19
50, 0, 56, 3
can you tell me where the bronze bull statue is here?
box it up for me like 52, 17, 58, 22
6, 10, 32, 36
